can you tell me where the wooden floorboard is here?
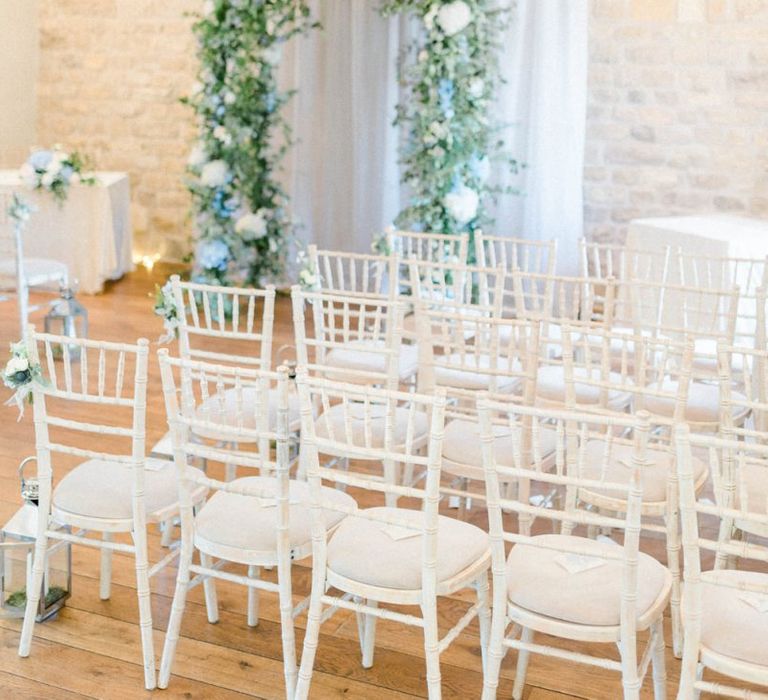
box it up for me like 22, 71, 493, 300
0, 265, 752, 698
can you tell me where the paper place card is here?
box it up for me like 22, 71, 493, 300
379, 524, 421, 541
554, 552, 606, 575
739, 593, 768, 613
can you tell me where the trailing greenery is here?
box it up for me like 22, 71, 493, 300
184, 0, 317, 287
379, 0, 515, 251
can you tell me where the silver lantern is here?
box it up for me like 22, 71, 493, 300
44, 287, 88, 360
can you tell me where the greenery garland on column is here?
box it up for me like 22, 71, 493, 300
184, 0, 317, 287
380, 0, 514, 250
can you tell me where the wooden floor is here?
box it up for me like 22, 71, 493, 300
0, 265, 747, 699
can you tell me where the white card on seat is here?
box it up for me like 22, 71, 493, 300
379, 524, 421, 541
739, 593, 768, 613
554, 553, 606, 574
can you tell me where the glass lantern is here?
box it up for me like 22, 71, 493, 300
0, 459, 71, 622
44, 287, 88, 361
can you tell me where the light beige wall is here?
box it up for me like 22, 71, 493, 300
0, 0, 39, 167
36, 0, 198, 260
585, 0, 768, 244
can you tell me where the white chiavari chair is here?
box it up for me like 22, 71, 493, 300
0, 191, 69, 338
718, 341, 768, 443
675, 426, 768, 699
294, 371, 491, 699
476, 231, 557, 276
156, 353, 355, 697
479, 400, 670, 700
17, 330, 205, 690
673, 248, 768, 349
307, 245, 398, 299
292, 287, 427, 496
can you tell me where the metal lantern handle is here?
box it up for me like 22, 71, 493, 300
275, 344, 297, 379
18, 456, 39, 505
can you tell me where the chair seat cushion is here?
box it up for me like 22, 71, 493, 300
699, 569, 768, 667
535, 366, 632, 409
193, 385, 300, 440
194, 477, 355, 559
579, 440, 707, 504
0, 257, 68, 287
325, 341, 418, 382
442, 419, 557, 473
327, 506, 489, 590
315, 402, 428, 449
435, 353, 520, 391
643, 380, 747, 423
690, 337, 745, 374
506, 534, 670, 626
53, 458, 202, 521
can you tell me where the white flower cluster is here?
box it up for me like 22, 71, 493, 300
19, 145, 94, 203
154, 281, 180, 344
3, 341, 43, 419
295, 249, 318, 290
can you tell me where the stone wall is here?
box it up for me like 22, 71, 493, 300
585, 0, 768, 244
36, 0, 198, 261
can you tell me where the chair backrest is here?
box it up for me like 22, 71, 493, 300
618, 278, 740, 343
307, 245, 398, 299
479, 396, 652, 636
295, 370, 447, 587
291, 286, 405, 388
674, 249, 768, 346
27, 329, 151, 521
158, 351, 293, 548
579, 239, 671, 284
170, 275, 275, 370
407, 258, 506, 311
386, 228, 469, 296
476, 232, 557, 276
718, 341, 768, 439
675, 425, 768, 599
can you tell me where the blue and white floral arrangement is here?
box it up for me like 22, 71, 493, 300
3, 341, 46, 419
153, 281, 181, 344
19, 145, 96, 204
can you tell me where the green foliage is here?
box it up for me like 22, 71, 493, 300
380, 0, 516, 247
185, 0, 318, 287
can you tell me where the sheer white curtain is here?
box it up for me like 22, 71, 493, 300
280, 0, 588, 270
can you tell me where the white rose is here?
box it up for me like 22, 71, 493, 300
212, 125, 232, 145
223, 91, 236, 105
468, 77, 485, 98
200, 159, 229, 187
262, 44, 282, 66
299, 269, 317, 287
234, 210, 268, 239
41, 171, 55, 188
268, 237, 277, 252
424, 5, 438, 30
187, 142, 207, 168
6, 356, 29, 375
444, 186, 479, 224
437, 1, 472, 36
190, 81, 204, 97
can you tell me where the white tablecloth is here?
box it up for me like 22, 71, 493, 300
0, 171, 133, 294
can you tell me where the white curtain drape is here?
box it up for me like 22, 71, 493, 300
280, 0, 588, 271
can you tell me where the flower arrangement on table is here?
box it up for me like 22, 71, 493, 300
19, 145, 96, 204
379, 0, 517, 256
3, 341, 46, 419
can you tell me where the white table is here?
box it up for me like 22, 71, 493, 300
0, 171, 134, 294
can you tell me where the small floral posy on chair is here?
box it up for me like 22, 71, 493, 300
154, 280, 180, 344
3, 341, 45, 419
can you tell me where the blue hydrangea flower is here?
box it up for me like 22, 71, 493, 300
29, 150, 52, 171
438, 78, 454, 114
197, 239, 230, 271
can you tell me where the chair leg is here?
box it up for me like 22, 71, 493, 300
225, 462, 237, 481
481, 583, 506, 700
362, 600, 378, 669
100, 531, 112, 600
276, 552, 297, 699
512, 627, 533, 700
158, 503, 195, 689
476, 573, 491, 674
421, 600, 442, 699
664, 500, 683, 659
693, 663, 703, 700
132, 528, 157, 690
295, 561, 326, 700
618, 635, 641, 700
247, 565, 260, 627
650, 617, 667, 700
677, 618, 701, 700
199, 552, 219, 624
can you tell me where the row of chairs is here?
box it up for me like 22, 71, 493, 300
14, 262, 768, 698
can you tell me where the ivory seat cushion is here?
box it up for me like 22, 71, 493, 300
643, 380, 747, 423
442, 418, 557, 475
0, 257, 68, 287
325, 341, 419, 382
699, 569, 768, 667
327, 506, 489, 590
315, 402, 428, 449
535, 366, 632, 409
506, 534, 671, 626
435, 353, 520, 391
53, 458, 203, 521
579, 440, 707, 503
194, 477, 355, 559
690, 337, 744, 374
193, 385, 301, 440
